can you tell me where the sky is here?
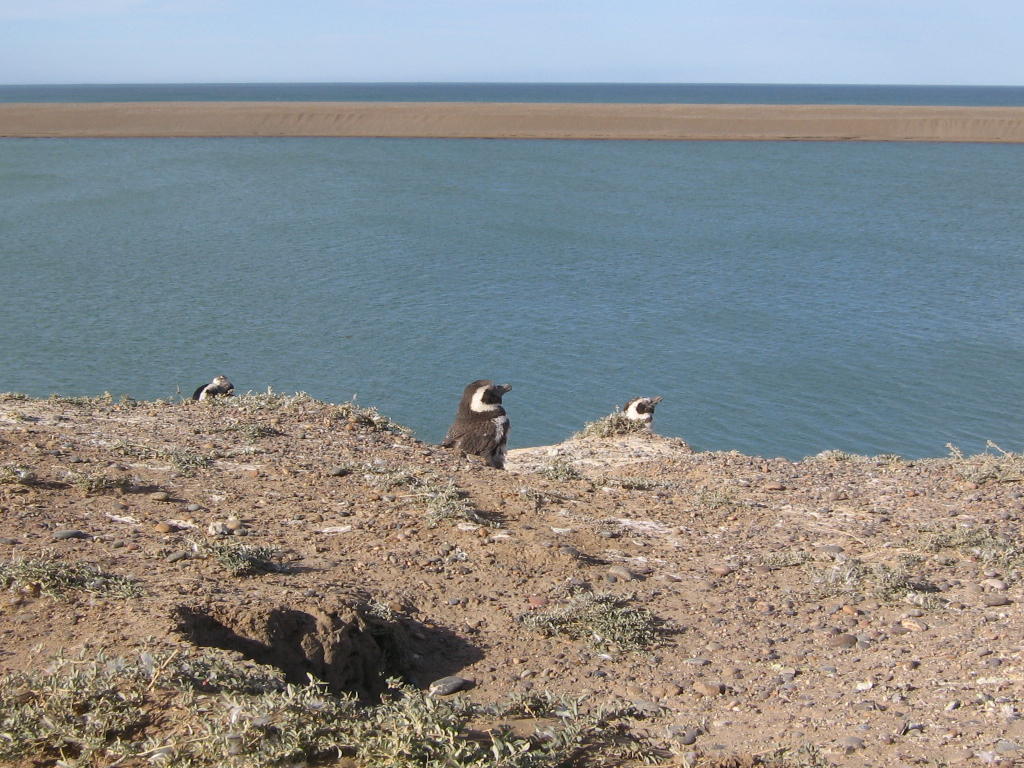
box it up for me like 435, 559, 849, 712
1, 1, 1022, 86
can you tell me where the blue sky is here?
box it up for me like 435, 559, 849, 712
1, 1, 1022, 86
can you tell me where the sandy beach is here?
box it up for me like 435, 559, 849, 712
2, 101, 1024, 141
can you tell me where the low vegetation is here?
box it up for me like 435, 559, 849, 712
574, 411, 649, 439
194, 538, 281, 577
518, 591, 660, 652
0, 648, 656, 768
0, 557, 142, 599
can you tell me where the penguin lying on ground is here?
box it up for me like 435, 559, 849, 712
192, 375, 234, 401
623, 396, 662, 425
441, 380, 512, 469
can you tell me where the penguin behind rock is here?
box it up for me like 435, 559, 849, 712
623, 396, 663, 425
441, 379, 512, 469
192, 375, 234, 401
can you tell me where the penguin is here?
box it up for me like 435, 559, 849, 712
623, 396, 662, 425
192, 375, 234, 401
441, 380, 512, 469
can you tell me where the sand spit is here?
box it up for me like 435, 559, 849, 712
2, 101, 1024, 141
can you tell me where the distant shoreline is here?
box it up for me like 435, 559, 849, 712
2, 102, 1024, 141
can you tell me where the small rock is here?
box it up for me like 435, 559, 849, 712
982, 579, 1008, 591
837, 736, 865, 752
693, 680, 725, 696
208, 521, 230, 536
825, 633, 858, 649
947, 748, 975, 764
982, 594, 1012, 607
902, 619, 929, 632
527, 597, 549, 608
52, 529, 91, 540
765, 482, 786, 491
327, 467, 350, 477
186, 503, 203, 513
166, 550, 189, 563
429, 676, 471, 696
225, 518, 245, 531
710, 565, 733, 577
608, 565, 636, 582
154, 522, 175, 534
0, 538, 20, 545
149, 492, 170, 502
630, 699, 663, 717
684, 657, 712, 666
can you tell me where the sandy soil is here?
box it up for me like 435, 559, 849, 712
0, 391, 1022, 766
2, 102, 1024, 141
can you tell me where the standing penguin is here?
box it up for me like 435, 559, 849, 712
192, 375, 234, 401
441, 380, 513, 469
623, 396, 663, 425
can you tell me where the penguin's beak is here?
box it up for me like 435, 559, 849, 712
496, 384, 513, 395
651, 396, 663, 405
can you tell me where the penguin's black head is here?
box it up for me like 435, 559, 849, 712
463, 380, 512, 413
624, 396, 662, 421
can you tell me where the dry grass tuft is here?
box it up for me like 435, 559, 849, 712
574, 411, 649, 439
518, 591, 660, 652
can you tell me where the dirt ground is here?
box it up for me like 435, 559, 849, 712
0, 391, 1021, 767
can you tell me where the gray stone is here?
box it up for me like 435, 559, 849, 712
982, 594, 1012, 607
825, 633, 858, 649
607, 565, 637, 582
429, 676, 471, 696
52, 529, 91, 540
836, 736, 864, 752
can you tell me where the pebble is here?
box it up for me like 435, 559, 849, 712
825, 633, 858, 649
52, 529, 91, 540
837, 736, 865, 752
429, 676, 471, 696
186, 503, 202, 513
154, 522, 175, 534
710, 565, 733, 577
0, 537, 19, 545
982, 594, 1012, 607
630, 699, 663, 717
901, 619, 929, 632
225, 518, 245, 531
149, 492, 170, 502
693, 680, 725, 696
684, 657, 712, 666
167, 551, 189, 563
607, 565, 636, 582
982, 579, 1008, 591
327, 467, 350, 477
651, 682, 682, 698
765, 482, 786, 491
947, 749, 975, 764
208, 521, 230, 536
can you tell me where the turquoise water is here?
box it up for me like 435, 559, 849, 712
2, 136, 1023, 459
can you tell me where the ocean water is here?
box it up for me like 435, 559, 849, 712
1, 94, 1023, 459
3, 82, 1024, 106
